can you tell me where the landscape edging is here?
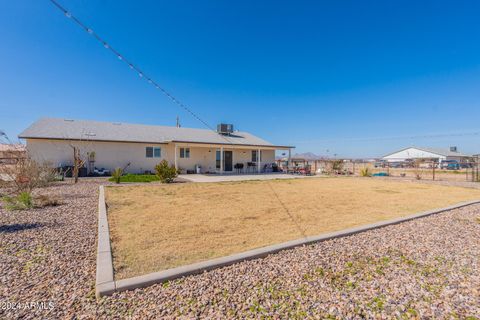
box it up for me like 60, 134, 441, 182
96, 190, 480, 296
95, 185, 115, 298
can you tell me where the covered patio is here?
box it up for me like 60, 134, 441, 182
172, 142, 293, 175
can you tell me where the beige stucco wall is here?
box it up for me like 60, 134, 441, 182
26, 139, 171, 173
25, 139, 277, 174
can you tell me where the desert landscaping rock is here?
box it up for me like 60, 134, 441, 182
1, 179, 480, 319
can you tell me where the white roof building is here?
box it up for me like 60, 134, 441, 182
382, 146, 470, 162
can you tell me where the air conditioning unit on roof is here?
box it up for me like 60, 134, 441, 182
217, 123, 234, 135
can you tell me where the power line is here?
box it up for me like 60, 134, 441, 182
293, 131, 480, 144
49, 0, 233, 143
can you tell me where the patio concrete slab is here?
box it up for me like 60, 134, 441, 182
179, 173, 316, 183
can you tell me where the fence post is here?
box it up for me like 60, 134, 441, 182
432, 160, 435, 181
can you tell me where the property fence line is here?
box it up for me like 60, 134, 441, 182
277, 157, 480, 182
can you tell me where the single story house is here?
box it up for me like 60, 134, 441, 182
18, 118, 294, 174
382, 146, 471, 164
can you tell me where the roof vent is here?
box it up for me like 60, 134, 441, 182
450, 146, 457, 152
217, 123, 234, 135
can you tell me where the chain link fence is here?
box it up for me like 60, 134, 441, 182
281, 158, 480, 183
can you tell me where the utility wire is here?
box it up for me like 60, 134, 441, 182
49, 0, 233, 143
293, 131, 480, 144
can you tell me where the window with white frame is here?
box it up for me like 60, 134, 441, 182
146, 147, 161, 158
180, 147, 190, 158
216, 150, 221, 169
251, 150, 262, 162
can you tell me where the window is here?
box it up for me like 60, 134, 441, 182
180, 147, 190, 158
146, 147, 153, 158
216, 150, 221, 169
146, 147, 161, 158
154, 147, 161, 158
252, 150, 262, 162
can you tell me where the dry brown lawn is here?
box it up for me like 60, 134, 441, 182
105, 177, 480, 279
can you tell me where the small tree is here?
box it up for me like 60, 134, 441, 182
111, 167, 123, 184
71, 146, 85, 184
413, 159, 423, 180
155, 160, 178, 183
1, 157, 56, 193
332, 160, 344, 173
1, 157, 57, 210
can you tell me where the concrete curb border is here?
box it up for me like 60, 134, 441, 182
96, 189, 480, 296
96, 186, 115, 298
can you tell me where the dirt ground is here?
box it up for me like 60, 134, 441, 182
105, 177, 480, 279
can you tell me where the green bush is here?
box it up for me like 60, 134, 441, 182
2, 192, 62, 211
155, 160, 178, 183
332, 160, 344, 172
111, 167, 123, 184
2, 192, 33, 211
360, 167, 372, 177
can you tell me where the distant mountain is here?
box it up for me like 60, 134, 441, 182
294, 152, 322, 160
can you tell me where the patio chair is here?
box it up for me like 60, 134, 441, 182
247, 162, 256, 173
234, 163, 244, 174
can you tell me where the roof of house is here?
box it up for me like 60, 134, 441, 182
19, 118, 293, 148
383, 146, 470, 158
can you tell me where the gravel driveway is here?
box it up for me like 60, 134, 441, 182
1, 179, 479, 319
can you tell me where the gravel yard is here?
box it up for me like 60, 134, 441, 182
1, 179, 480, 318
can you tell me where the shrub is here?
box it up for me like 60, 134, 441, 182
360, 167, 372, 177
2, 192, 33, 210
1, 158, 56, 193
332, 160, 344, 172
33, 195, 62, 208
111, 168, 123, 184
2, 193, 63, 211
155, 160, 178, 183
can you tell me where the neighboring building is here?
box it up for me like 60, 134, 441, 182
0, 144, 26, 182
0, 144, 26, 164
382, 146, 470, 164
18, 118, 293, 174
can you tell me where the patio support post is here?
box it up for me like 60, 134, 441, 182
288, 148, 291, 173
220, 146, 224, 174
174, 144, 178, 170
257, 148, 261, 173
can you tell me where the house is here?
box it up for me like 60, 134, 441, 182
382, 146, 471, 164
18, 118, 294, 174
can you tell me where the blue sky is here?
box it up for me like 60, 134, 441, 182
1, 1, 479, 158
